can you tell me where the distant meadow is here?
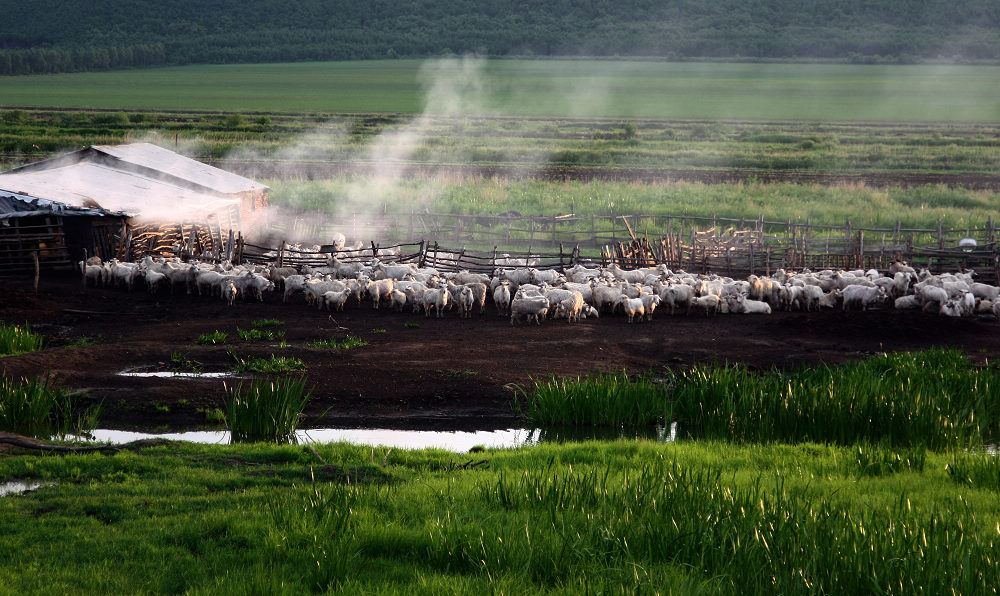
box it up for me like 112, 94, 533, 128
3, 59, 999, 121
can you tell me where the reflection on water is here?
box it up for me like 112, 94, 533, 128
75, 422, 682, 452
117, 371, 240, 379
0, 479, 53, 496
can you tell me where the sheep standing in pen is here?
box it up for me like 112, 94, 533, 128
457, 286, 475, 318
493, 281, 512, 316
322, 289, 351, 312
510, 296, 550, 326
423, 285, 450, 318
221, 279, 239, 307
554, 292, 585, 323
618, 295, 645, 323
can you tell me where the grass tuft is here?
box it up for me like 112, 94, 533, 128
238, 328, 286, 342
224, 376, 312, 443
251, 319, 284, 328
0, 322, 44, 357
229, 351, 306, 374
308, 336, 368, 350
195, 330, 228, 345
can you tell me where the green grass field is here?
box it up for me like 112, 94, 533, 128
3, 59, 1000, 121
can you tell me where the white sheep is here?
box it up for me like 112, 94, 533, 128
691, 295, 722, 316
457, 286, 475, 318
841, 285, 887, 311
729, 295, 772, 314
322, 289, 351, 312
554, 292, 585, 323
493, 281, 512, 316
423, 286, 450, 318
388, 289, 408, 313
618, 295, 645, 323
221, 279, 239, 307
510, 296, 550, 326
639, 293, 661, 321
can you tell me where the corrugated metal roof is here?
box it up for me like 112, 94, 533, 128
92, 143, 268, 195
0, 189, 124, 219
0, 161, 240, 220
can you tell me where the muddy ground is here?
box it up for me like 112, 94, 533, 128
3, 276, 1000, 432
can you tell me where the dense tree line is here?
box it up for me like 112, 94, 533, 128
1, 0, 997, 74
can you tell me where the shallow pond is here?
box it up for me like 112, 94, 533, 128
0, 479, 54, 497
76, 422, 680, 452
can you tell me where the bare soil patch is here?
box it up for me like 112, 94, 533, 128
3, 276, 1000, 432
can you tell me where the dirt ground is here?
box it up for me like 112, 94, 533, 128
3, 276, 1000, 432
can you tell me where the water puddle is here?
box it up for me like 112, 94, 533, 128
74, 422, 681, 452
117, 370, 241, 380
0, 479, 53, 496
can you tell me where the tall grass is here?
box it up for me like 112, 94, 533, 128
671, 348, 1000, 449
0, 322, 44, 357
224, 376, 312, 444
519, 371, 671, 428
0, 376, 99, 438
473, 458, 1000, 594
524, 349, 1000, 449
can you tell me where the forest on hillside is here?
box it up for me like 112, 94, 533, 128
1, 0, 998, 75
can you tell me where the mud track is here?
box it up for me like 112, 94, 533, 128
3, 277, 1000, 432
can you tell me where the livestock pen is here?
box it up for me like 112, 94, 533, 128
251, 209, 1000, 283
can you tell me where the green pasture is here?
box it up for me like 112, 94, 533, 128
3, 59, 999, 121
269, 177, 1000, 230
2, 440, 999, 594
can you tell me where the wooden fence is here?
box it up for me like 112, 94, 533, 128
257, 209, 1000, 282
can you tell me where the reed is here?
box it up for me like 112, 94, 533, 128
946, 451, 1000, 491
523, 349, 1000, 449
0, 375, 99, 438
0, 322, 45, 357
223, 376, 312, 443
670, 348, 1000, 449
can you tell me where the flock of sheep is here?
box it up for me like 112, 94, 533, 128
78, 252, 1000, 324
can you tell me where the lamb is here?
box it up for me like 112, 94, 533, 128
387, 289, 408, 312
457, 286, 475, 318
221, 279, 239, 307
510, 296, 550, 326
618, 295, 645, 323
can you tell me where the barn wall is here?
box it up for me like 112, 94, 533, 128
0, 216, 73, 276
